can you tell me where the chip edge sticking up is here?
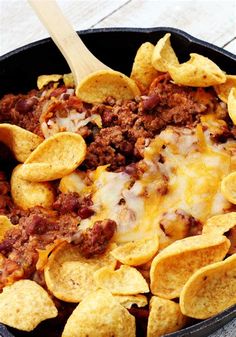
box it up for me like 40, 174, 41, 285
18, 132, 86, 182
76, 69, 140, 104
179, 254, 236, 319
152, 33, 179, 72
62, 289, 136, 337
150, 234, 230, 299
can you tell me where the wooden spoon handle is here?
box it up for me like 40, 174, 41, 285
28, 0, 110, 85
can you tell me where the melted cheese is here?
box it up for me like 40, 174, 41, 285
60, 117, 235, 244
41, 102, 102, 138
154, 125, 231, 222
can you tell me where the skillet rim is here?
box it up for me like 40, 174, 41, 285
0, 26, 236, 61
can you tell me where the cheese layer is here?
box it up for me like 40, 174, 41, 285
60, 118, 235, 243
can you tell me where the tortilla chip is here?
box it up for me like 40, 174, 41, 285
152, 33, 179, 72
180, 254, 236, 319
111, 236, 159, 266
203, 212, 236, 235
168, 53, 226, 87
113, 294, 148, 309
44, 242, 116, 302
214, 75, 236, 103
62, 289, 135, 337
138, 259, 153, 281
147, 296, 187, 337
94, 265, 149, 295
0, 216, 13, 241
227, 87, 236, 125
221, 171, 236, 204
18, 132, 86, 182
150, 234, 230, 299
76, 70, 140, 104
0, 280, 57, 331
131, 42, 159, 90
0, 124, 43, 162
36, 239, 65, 271
37, 74, 62, 90
63, 73, 75, 88
11, 164, 55, 210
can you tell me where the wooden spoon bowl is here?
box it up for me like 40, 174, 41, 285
28, 0, 140, 103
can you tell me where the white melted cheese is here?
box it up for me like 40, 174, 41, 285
41, 108, 102, 138
60, 117, 235, 243
154, 125, 231, 222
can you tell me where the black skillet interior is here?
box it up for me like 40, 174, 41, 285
1, 27, 236, 97
0, 27, 236, 337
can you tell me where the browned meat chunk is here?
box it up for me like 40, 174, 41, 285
71, 219, 117, 258
53, 192, 94, 218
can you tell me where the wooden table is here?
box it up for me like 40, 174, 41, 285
0, 0, 235, 55
0, 1, 236, 336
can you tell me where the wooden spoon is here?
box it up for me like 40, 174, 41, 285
28, 0, 110, 85
28, 0, 140, 103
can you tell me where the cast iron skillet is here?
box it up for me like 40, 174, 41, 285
0, 27, 236, 337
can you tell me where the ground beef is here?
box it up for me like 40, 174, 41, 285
0, 91, 43, 136
0, 171, 14, 215
0, 73, 224, 171
124, 161, 149, 180
71, 219, 117, 258
0, 257, 24, 290
210, 123, 236, 143
52, 192, 94, 218
53, 192, 82, 214
23, 213, 59, 236
0, 206, 79, 289
2, 207, 113, 286
83, 74, 218, 170
0, 191, 97, 288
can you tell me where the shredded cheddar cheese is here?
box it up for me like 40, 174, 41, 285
60, 117, 234, 245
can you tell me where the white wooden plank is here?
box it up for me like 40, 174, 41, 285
0, 0, 128, 56
224, 38, 236, 54
94, 0, 236, 48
